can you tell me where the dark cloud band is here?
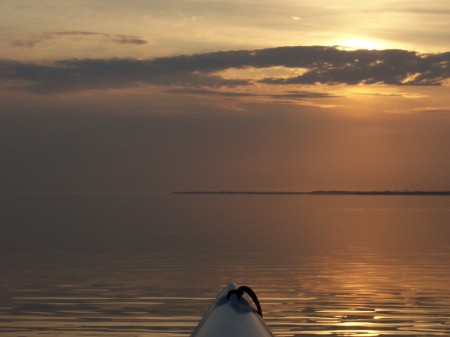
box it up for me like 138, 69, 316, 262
0, 46, 448, 93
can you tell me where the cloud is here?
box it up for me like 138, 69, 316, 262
257, 48, 450, 86
169, 88, 337, 99
354, 91, 428, 98
0, 46, 449, 93
169, 88, 251, 97
387, 106, 450, 114
12, 31, 147, 47
0, 59, 248, 93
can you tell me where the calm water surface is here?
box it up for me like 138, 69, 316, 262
1, 194, 449, 336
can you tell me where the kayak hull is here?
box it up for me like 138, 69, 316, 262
191, 283, 274, 337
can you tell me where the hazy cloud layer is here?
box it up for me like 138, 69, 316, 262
1, 46, 449, 93
169, 88, 337, 99
12, 31, 148, 47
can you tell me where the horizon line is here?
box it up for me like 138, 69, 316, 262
172, 190, 450, 196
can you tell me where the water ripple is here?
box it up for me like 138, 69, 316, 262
1, 249, 450, 336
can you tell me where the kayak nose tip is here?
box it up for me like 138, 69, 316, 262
226, 285, 263, 317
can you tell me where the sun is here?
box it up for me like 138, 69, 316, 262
336, 38, 384, 50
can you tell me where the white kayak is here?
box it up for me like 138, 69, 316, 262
191, 283, 275, 337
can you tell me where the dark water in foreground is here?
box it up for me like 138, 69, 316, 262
1, 194, 450, 336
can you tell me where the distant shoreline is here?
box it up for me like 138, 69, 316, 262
172, 190, 450, 196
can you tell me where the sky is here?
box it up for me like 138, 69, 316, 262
1, 0, 450, 193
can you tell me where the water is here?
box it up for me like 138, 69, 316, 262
1, 194, 450, 336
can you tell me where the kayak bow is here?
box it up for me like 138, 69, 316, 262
191, 283, 275, 337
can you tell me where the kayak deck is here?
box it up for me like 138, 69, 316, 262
191, 283, 274, 337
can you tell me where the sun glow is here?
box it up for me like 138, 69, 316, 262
336, 38, 384, 50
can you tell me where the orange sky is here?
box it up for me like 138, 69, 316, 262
0, 1, 449, 192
